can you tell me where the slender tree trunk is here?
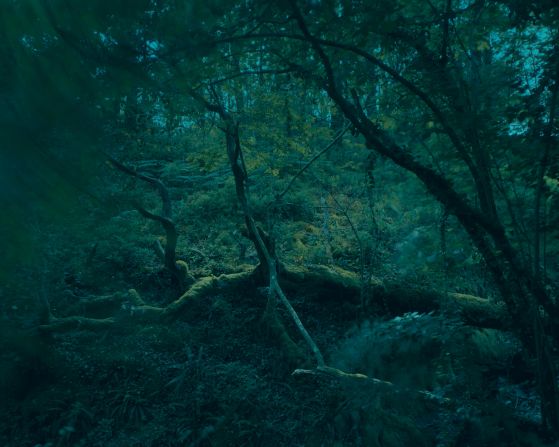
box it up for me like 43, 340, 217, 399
108, 156, 189, 292
190, 88, 325, 367
534, 69, 558, 282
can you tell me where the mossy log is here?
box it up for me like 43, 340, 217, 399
281, 264, 510, 330
39, 264, 508, 333
161, 271, 253, 321
37, 270, 255, 333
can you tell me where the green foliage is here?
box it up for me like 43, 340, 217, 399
108, 383, 153, 426
332, 313, 521, 397
330, 314, 535, 445
2, 0, 559, 445
331, 313, 467, 390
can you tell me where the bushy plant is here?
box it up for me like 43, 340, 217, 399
331, 312, 521, 396
330, 313, 467, 391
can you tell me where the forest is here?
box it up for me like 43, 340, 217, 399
1, 1, 558, 446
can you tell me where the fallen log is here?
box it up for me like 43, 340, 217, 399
38, 264, 508, 333
37, 271, 254, 333
282, 264, 510, 330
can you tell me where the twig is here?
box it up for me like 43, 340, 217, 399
276, 122, 351, 200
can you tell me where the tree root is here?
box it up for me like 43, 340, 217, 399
292, 366, 450, 405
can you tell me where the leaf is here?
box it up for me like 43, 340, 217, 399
381, 116, 396, 130
476, 40, 490, 51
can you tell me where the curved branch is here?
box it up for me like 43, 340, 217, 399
108, 156, 185, 290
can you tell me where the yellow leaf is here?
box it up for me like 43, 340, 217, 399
476, 40, 490, 51
381, 116, 396, 130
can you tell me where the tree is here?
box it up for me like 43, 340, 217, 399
242, 0, 559, 434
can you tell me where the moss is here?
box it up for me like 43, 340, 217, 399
175, 259, 190, 273
282, 264, 360, 290
310, 264, 361, 288
449, 293, 509, 327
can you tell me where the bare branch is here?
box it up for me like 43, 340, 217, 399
205, 68, 295, 86
277, 122, 351, 200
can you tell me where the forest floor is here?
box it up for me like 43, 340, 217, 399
0, 267, 553, 446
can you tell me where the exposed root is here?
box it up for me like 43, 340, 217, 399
292, 366, 450, 404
